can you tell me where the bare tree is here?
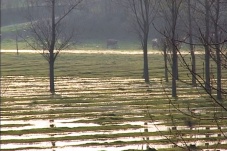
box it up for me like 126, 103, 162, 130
158, 0, 183, 97
150, 1, 227, 150
204, 0, 212, 94
187, 0, 197, 87
170, 0, 183, 97
211, 0, 222, 100
23, 0, 82, 94
121, 0, 157, 83
184, 0, 227, 99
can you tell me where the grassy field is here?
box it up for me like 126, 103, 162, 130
1, 38, 146, 50
1, 52, 227, 150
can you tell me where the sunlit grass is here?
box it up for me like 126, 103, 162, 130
1, 53, 214, 78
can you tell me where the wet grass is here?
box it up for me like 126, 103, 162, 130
1, 52, 227, 150
2, 131, 225, 145
1, 124, 32, 127
1, 53, 209, 78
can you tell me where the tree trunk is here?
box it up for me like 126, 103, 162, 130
215, 39, 222, 100
142, 0, 150, 84
49, 52, 55, 94
171, 0, 178, 97
143, 35, 150, 83
188, 0, 196, 86
205, 0, 211, 93
163, 38, 168, 82
164, 50, 168, 82
172, 41, 177, 97
49, 0, 56, 94
214, 0, 222, 100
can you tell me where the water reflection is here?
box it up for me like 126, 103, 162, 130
1, 118, 98, 131
49, 119, 56, 150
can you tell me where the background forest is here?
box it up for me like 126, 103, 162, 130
1, 0, 159, 46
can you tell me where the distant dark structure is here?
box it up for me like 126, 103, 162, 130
107, 39, 118, 49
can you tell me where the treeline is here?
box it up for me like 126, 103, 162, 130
1, 0, 161, 41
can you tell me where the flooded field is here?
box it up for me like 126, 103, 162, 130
1, 76, 163, 150
1, 52, 227, 151
1, 76, 227, 151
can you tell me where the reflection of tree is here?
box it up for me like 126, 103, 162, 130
49, 119, 56, 149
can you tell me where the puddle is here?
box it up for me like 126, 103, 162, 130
2, 142, 51, 150
1, 127, 164, 141
121, 121, 168, 132
2, 134, 51, 140
1, 139, 171, 150
1, 118, 99, 131
1, 120, 167, 150
1, 120, 166, 140
2, 139, 226, 150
